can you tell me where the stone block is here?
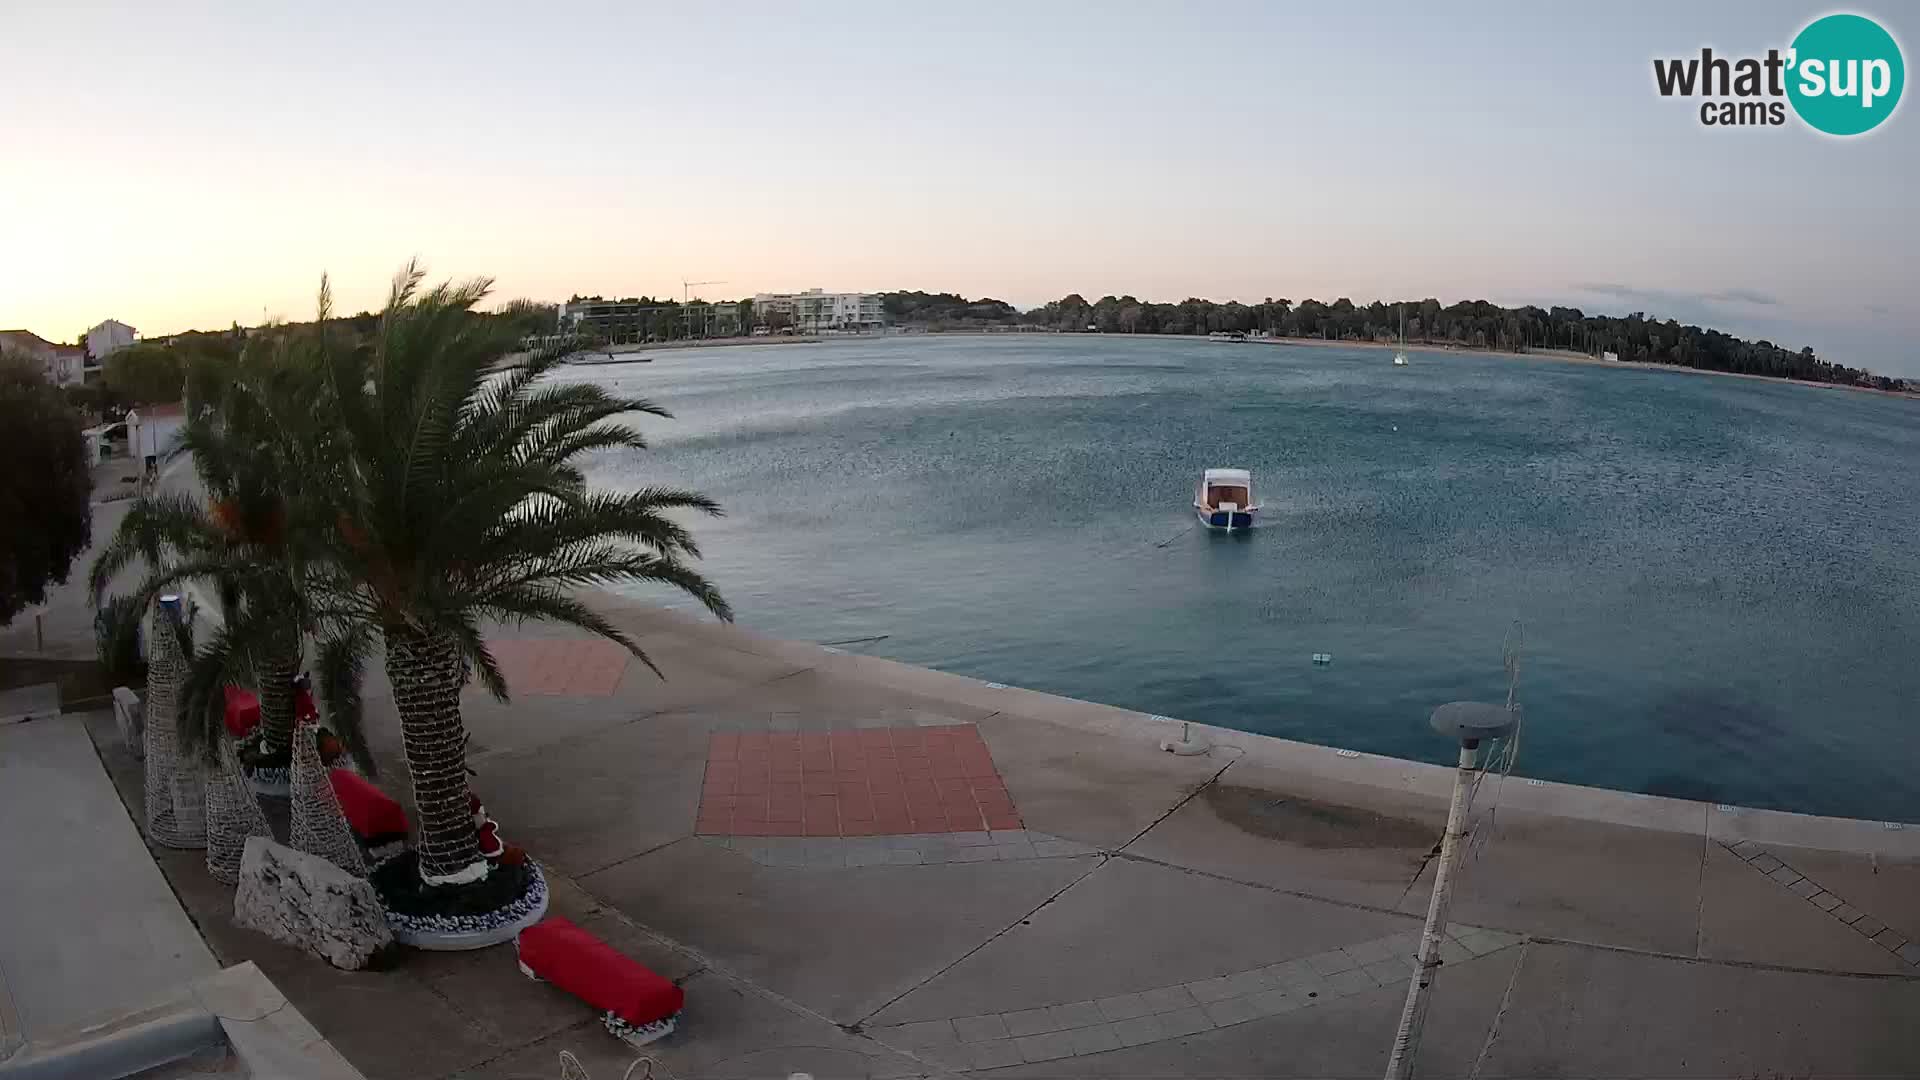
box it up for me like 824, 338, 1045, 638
233, 836, 393, 970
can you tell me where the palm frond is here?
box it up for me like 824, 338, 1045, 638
298, 263, 731, 702
176, 614, 264, 766
481, 585, 662, 679
467, 489, 724, 582
87, 492, 224, 603
316, 623, 378, 775
444, 612, 508, 701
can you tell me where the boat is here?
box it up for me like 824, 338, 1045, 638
1194, 468, 1260, 530
1207, 330, 1248, 343
1392, 305, 1409, 366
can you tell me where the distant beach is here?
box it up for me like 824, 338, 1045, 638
1237, 334, 1918, 399
560, 328, 1916, 399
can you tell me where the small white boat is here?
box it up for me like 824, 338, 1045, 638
1207, 330, 1248, 343
1194, 468, 1260, 530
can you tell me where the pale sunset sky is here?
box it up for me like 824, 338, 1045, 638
2, 2, 1913, 371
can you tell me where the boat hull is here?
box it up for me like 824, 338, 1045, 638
1197, 508, 1256, 530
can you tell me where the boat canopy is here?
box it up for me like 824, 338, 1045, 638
1203, 468, 1251, 486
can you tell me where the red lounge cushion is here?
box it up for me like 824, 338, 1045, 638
328, 768, 410, 840
518, 915, 684, 1026
223, 687, 260, 738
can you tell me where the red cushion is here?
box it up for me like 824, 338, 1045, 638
328, 768, 410, 839
223, 687, 260, 738
517, 915, 684, 1026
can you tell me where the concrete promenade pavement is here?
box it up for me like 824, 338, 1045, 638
81, 595, 1920, 1079
0, 712, 220, 1055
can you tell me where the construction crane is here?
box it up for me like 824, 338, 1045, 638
682, 279, 726, 303
681, 280, 729, 339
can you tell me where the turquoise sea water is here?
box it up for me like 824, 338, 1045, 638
576, 335, 1920, 823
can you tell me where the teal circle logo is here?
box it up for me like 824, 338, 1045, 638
1787, 14, 1904, 135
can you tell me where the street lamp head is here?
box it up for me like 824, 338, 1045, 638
1430, 701, 1518, 747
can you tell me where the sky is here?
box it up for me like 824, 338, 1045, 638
2, 1, 1914, 372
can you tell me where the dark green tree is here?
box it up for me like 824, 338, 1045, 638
0, 357, 93, 623
89, 332, 358, 770
104, 342, 185, 404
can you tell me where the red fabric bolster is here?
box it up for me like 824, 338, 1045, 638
223, 687, 260, 738
517, 915, 684, 1026
328, 768, 410, 839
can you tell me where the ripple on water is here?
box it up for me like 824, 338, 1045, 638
579, 336, 1920, 822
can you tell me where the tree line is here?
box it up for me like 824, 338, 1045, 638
882, 291, 1903, 391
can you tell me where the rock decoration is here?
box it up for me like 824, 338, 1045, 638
233, 836, 394, 970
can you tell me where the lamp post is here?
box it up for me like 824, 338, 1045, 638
1382, 700, 1517, 1080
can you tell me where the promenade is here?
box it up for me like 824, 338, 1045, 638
65, 593, 1920, 1078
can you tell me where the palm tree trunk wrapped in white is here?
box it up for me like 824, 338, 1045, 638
143, 595, 206, 849
289, 717, 366, 876
205, 736, 274, 884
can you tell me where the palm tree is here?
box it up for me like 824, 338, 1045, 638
89, 336, 365, 774
307, 264, 730, 891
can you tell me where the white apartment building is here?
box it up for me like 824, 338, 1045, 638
751, 289, 884, 332
0, 330, 85, 387
87, 319, 136, 363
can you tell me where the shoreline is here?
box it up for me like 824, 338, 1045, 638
564, 334, 840, 364
599, 594, 1919, 852
1263, 334, 1920, 399
568, 329, 1918, 399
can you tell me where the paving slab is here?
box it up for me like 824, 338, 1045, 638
0, 713, 218, 1042
982, 943, 1524, 1078
1125, 757, 1446, 909
456, 968, 927, 1079
973, 708, 1225, 850
456, 634, 803, 760
56, 594, 1920, 1079
1710, 801, 1920, 859
467, 710, 716, 878
1750, 846, 1920, 948
709, 665, 1000, 728
1475, 941, 1920, 1077
580, 833, 1098, 1024
255, 959, 508, 1080
1397, 805, 1708, 953
1696, 843, 1904, 973
0, 682, 60, 724
873, 855, 1413, 1026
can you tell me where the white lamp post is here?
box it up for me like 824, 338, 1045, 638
1382, 700, 1517, 1080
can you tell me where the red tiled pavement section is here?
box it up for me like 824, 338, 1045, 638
697, 725, 1023, 837
489, 638, 630, 697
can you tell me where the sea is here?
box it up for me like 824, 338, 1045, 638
572, 334, 1920, 823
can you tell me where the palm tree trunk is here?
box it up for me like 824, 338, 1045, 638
257, 640, 299, 755
385, 627, 482, 883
